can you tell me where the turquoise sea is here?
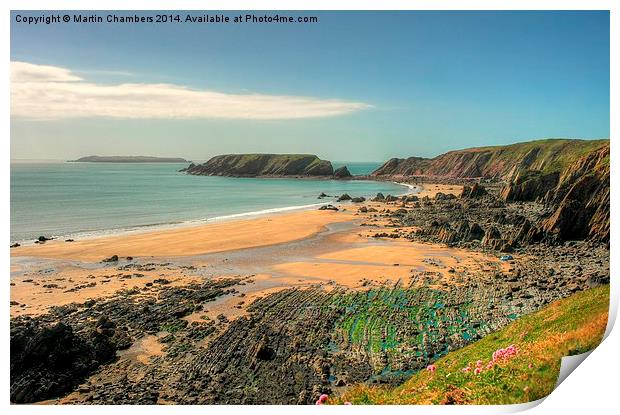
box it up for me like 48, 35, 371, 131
10, 161, 408, 243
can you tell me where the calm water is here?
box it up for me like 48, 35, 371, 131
10, 161, 407, 243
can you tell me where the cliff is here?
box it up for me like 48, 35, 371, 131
70, 156, 188, 163
373, 138, 610, 243
372, 139, 608, 181
184, 154, 334, 177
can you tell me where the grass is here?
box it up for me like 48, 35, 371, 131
332, 285, 609, 405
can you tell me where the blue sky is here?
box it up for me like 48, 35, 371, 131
10, 10, 610, 161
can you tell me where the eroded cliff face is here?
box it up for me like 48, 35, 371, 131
373, 139, 610, 243
372, 139, 608, 180
538, 145, 610, 242
184, 154, 334, 177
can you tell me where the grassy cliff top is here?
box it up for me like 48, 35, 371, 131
447, 138, 609, 173
372, 138, 609, 178
187, 153, 334, 176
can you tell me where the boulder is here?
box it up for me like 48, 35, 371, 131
460, 183, 488, 199
101, 255, 119, 263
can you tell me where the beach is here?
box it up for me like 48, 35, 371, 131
11, 182, 493, 318
9, 178, 610, 405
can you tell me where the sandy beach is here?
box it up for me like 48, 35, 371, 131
11, 182, 506, 320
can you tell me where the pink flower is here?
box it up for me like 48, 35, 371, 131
476, 360, 483, 367
462, 366, 471, 373
474, 367, 482, 375
344, 402, 352, 405
318, 394, 329, 403
427, 364, 436, 373
492, 344, 518, 363
528, 363, 533, 369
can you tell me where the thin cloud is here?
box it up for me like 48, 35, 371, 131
10, 61, 372, 120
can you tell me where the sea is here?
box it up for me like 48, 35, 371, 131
10, 161, 410, 243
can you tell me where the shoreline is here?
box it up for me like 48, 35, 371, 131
11, 179, 419, 247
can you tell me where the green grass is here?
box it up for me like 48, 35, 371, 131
332, 285, 609, 405
447, 138, 609, 175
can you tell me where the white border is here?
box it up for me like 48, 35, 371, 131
2, 1, 616, 414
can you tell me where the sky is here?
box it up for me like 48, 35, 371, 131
10, 10, 610, 162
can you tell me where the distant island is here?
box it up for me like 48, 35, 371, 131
182, 154, 352, 178
69, 156, 189, 163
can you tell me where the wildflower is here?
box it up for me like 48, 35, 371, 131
474, 367, 482, 375
462, 366, 471, 373
427, 364, 436, 373
528, 363, 533, 369
316, 394, 329, 405
476, 360, 483, 367
344, 402, 352, 405
492, 344, 518, 363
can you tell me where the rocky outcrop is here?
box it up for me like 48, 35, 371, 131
539, 145, 610, 242
10, 321, 116, 403
185, 154, 334, 177
333, 166, 352, 178
460, 183, 487, 199
499, 171, 559, 202
498, 144, 610, 243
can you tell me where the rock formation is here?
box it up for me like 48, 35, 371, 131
373, 138, 610, 243
183, 154, 334, 177
333, 166, 352, 178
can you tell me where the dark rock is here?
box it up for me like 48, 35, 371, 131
102, 255, 119, 263
333, 166, 352, 178
461, 183, 488, 199
10, 322, 116, 403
